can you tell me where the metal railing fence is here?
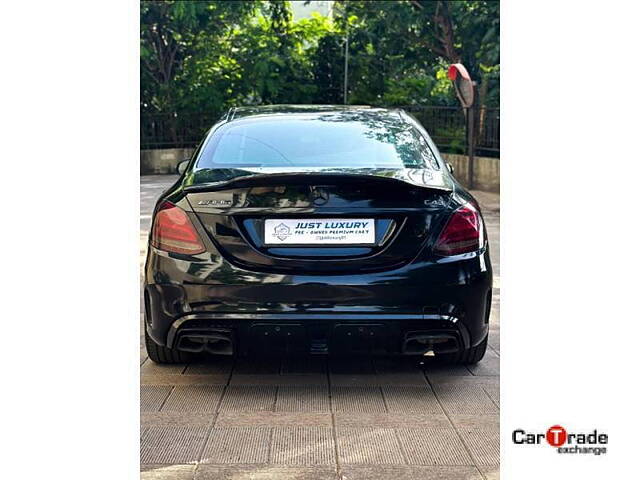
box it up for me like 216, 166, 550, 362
141, 106, 499, 157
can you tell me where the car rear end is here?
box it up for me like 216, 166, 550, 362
144, 106, 492, 362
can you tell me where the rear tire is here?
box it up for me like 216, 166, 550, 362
145, 328, 191, 364
441, 334, 488, 365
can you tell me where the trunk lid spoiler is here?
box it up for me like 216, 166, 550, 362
182, 167, 453, 192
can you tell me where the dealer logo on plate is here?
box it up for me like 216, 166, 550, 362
274, 223, 291, 241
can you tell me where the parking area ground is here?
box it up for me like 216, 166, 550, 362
140, 175, 500, 480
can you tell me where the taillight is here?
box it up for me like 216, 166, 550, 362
434, 203, 483, 256
151, 202, 205, 255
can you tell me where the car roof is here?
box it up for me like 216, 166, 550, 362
225, 104, 403, 122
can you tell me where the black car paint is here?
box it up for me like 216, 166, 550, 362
144, 106, 492, 356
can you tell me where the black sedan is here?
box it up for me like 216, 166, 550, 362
144, 105, 492, 364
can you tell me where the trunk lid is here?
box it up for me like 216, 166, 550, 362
185, 172, 454, 274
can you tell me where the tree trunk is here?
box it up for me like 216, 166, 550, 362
477, 74, 489, 149
435, 1, 460, 64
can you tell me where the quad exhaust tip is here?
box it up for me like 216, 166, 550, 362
175, 330, 234, 355
402, 332, 459, 356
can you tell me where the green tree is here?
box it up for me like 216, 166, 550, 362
331, 0, 499, 108
140, 0, 499, 125
140, 0, 256, 113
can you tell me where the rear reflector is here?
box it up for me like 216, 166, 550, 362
151, 202, 205, 255
434, 203, 483, 256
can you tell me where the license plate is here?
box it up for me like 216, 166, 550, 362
264, 218, 375, 245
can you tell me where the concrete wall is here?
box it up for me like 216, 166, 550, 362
442, 153, 500, 193
140, 148, 195, 175
141, 148, 500, 193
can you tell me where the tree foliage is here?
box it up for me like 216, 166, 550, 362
140, 0, 499, 114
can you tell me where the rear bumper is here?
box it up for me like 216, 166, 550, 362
144, 249, 492, 355
145, 277, 491, 355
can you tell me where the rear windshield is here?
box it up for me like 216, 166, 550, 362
195, 113, 440, 170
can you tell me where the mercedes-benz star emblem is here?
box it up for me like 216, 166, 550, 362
311, 187, 330, 206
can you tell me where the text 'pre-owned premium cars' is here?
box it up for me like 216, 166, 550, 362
144, 105, 492, 364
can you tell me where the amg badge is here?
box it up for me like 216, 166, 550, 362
197, 198, 232, 207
